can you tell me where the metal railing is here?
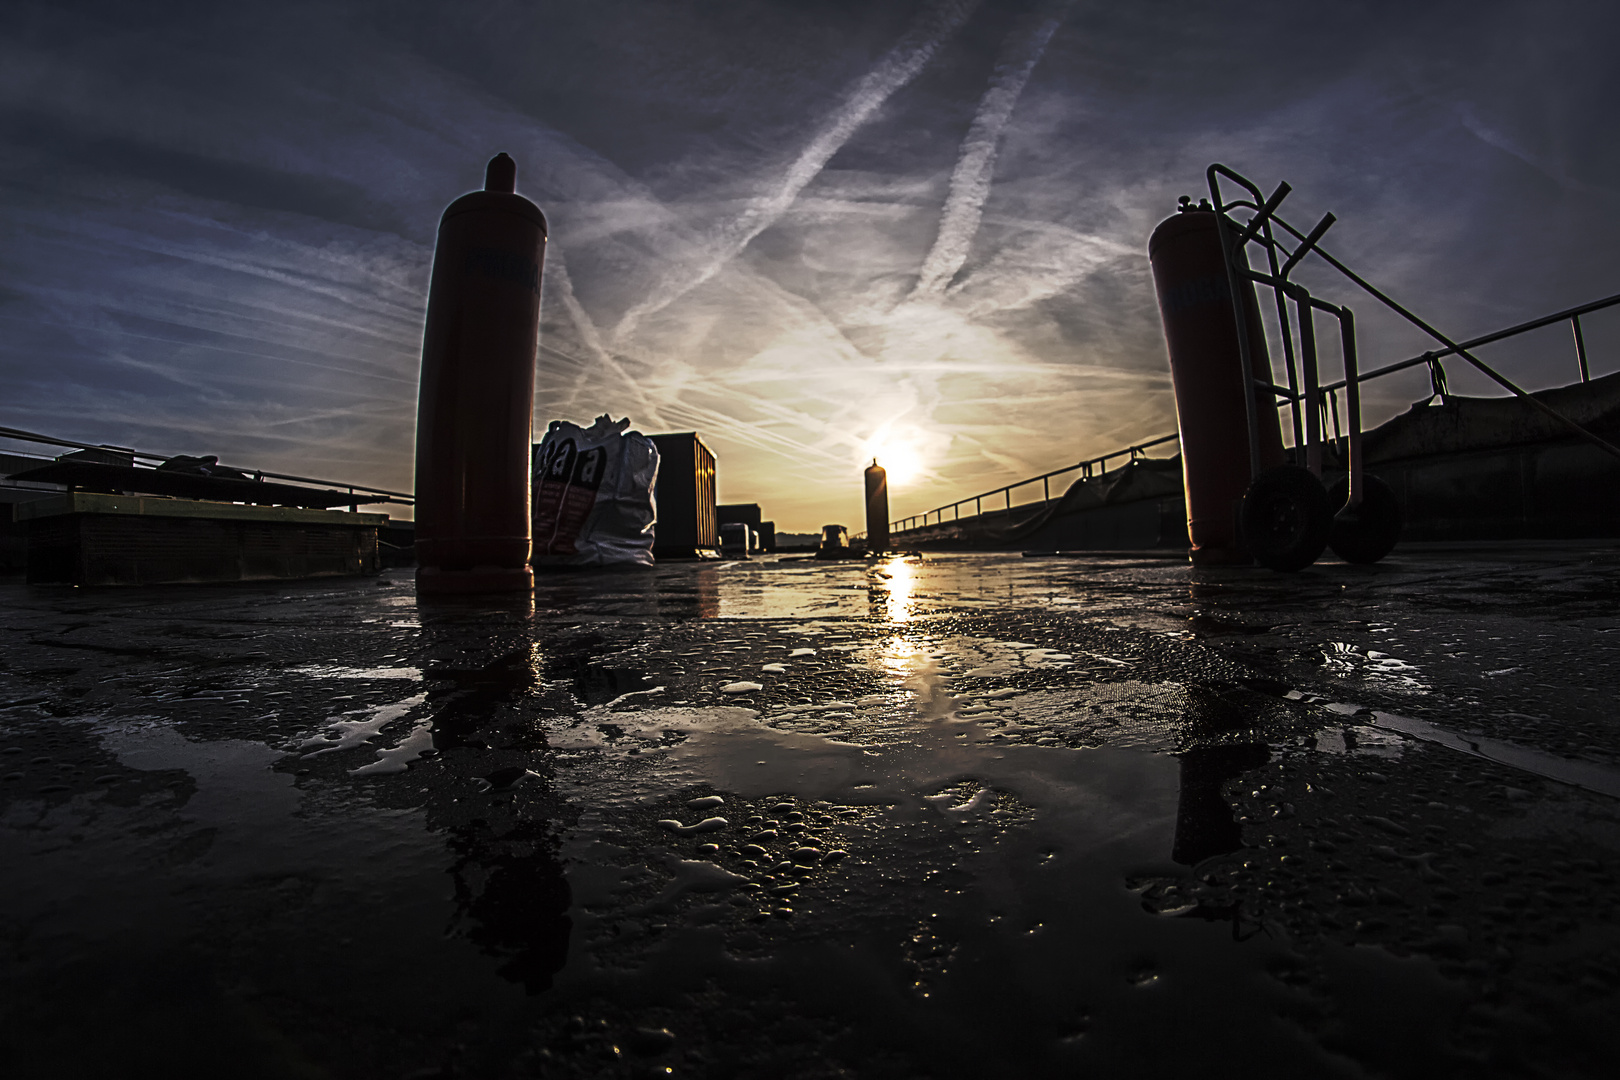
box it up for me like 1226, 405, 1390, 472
1205, 164, 1620, 482
888, 275, 1617, 536
1318, 291, 1619, 394
891, 433, 1178, 533
0, 424, 413, 508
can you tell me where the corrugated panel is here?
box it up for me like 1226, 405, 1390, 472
649, 433, 718, 556
695, 439, 717, 549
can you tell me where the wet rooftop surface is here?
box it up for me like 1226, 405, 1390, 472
3, 548, 1619, 1079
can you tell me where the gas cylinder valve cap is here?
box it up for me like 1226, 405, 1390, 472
485, 152, 517, 193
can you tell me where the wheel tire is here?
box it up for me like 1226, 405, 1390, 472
1327, 473, 1402, 564
1240, 465, 1332, 572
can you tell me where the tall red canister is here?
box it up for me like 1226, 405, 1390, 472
864, 460, 890, 554
414, 153, 546, 593
1149, 206, 1285, 565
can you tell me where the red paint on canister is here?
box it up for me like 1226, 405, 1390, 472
413, 153, 547, 593
1149, 208, 1285, 565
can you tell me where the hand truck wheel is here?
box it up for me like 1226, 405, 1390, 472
1326, 472, 1402, 564
1240, 465, 1332, 572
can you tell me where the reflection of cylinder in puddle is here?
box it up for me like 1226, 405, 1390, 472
444, 815, 572, 993
414, 591, 536, 624
1171, 743, 1270, 866
695, 567, 720, 618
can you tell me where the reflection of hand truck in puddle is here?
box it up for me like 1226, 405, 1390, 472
1166, 163, 1620, 571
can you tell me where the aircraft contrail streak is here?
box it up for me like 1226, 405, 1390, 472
910, 0, 1076, 300
609, 0, 981, 349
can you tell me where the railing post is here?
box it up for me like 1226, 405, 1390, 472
1340, 306, 1362, 509
1573, 315, 1591, 383
1043, 476, 1050, 504
1293, 287, 1323, 476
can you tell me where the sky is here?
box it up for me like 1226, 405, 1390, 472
3, 0, 1618, 529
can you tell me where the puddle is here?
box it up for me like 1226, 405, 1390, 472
299, 692, 429, 758
1290, 690, 1620, 798
289, 664, 424, 680
4, 554, 1612, 1077
352, 716, 435, 776
1, 717, 448, 933
540, 683, 1467, 1076
1368, 710, 1620, 799
1320, 642, 1429, 693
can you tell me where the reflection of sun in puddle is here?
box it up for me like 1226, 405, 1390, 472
877, 636, 922, 677
869, 636, 961, 719
873, 556, 919, 623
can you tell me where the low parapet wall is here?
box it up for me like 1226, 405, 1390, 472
894, 373, 1620, 554
893, 458, 1189, 552
19, 493, 386, 585
1358, 374, 1620, 542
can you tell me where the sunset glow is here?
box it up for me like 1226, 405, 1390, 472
1, 2, 1614, 532
860, 426, 936, 490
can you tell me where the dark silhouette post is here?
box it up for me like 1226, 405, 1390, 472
864, 459, 889, 554
1171, 743, 1270, 865
414, 153, 547, 594
1148, 204, 1285, 565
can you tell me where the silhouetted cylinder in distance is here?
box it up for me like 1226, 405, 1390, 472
864, 461, 889, 554
414, 153, 547, 593
1148, 208, 1285, 565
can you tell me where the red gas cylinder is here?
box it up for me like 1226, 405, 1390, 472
1149, 207, 1285, 565
414, 153, 547, 593
864, 460, 890, 554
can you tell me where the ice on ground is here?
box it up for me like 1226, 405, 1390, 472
299, 693, 428, 757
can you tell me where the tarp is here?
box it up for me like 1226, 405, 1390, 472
942, 457, 1184, 546
6, 461, 360, 508
1362, 370, 1620, 464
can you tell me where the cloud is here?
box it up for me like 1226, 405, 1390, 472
2, 0, 1618, 528
608, 0, 981, 349
910, 0, 1075, 301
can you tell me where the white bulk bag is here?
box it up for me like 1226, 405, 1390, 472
532, 415, 659, 567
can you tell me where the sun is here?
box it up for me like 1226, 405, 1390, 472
860, 427, 930, 488
869, 444, 923, 487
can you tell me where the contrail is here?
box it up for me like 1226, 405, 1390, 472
909, 0, 1075, 301
610, 0, 981, 349
539, 244, 658, 421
